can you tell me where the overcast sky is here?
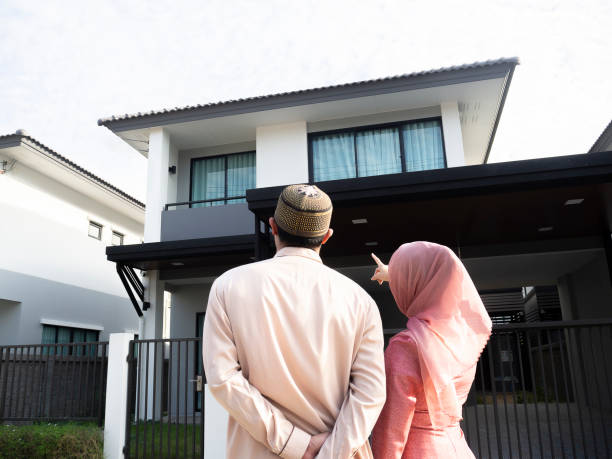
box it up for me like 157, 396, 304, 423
1, 0, 610, 202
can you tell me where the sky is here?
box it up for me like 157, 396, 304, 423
1, 0, 610, 202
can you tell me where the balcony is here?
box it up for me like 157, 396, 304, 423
161, 198, 254, 242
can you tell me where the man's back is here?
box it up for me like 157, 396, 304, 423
203, 247, 385, 459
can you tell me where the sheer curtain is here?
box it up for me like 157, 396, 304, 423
356, 127, 401, 177
191, 156, 225, 207
227, 152, 256, 203
312, 132, 356, 181
402, 120, 445, 172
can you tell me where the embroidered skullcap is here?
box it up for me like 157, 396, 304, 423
274, 184, 332, 238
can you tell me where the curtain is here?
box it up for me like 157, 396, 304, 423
312, 132, 356, 181
227, 152, 256, 204
73, 329, 85, 356
402, 120, 445, 172
42, 325, 56, 355
57, 327, 71, 356
191, 156, 226, 207
356, 127, 401, 177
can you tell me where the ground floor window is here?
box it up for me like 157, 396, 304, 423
41, 324, 99, 356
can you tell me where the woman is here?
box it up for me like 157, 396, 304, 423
370, 242, 491, 458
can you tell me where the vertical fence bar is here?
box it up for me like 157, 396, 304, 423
546, 329, 565, 459
586, 326, 610, 458
471, 380, 482, 458
192, 341, 196, 456
535, 332, 555, 457
503, 333, 522, 458
200, 339, 205, 459
176, 341, 180, 458
13, 347, 23, 419
90, 343, 98, 420
598, 326, 612, 408
100, 343, 108, 426
515, 331, 534, 458
495, 334, 514, 458
168, 341, 172, 458
83, 341, 91, 418
0, 348, 7, 421
556, 329, 577, 458
525, 330, 544, 459
152, 341, 158, 457
77, 343, 84, 418
69, 344, 78, 417
478, 358, 493, 458
27, 345, 36, 419
49, 345, 58, 420
486, 338, 504, 458
184, 340, 189, 457
144, 342, 149, 459
135, 341, 142, 459
574, 327, 598, 457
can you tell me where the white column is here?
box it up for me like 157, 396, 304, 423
256, 121, 308, 187
204, 386, 228, 458
440, 102, 466, 167
104, 332, 134, 459
145, 128, 178, 242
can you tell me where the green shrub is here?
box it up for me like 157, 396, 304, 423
0, 422, 103, 459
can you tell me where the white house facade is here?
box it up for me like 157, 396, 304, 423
0, 132, 144, 346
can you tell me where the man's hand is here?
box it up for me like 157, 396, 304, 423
302, 432, 330, 459
370, 253, 389, 285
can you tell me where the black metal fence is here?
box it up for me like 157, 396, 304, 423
0, 341, 109, 425
124, 338, 204, 459
462, 319, 612, 459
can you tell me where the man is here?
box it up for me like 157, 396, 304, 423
203, 184, 386, 458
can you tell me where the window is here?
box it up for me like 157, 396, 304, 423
310, 118, 445, 182
112, 231, 124, 246
190, 151, 255, 207
42, 325, 99, 356
88, 221, 102, 240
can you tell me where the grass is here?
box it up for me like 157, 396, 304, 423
128, 422, 202, 459
0, 422, 103, 459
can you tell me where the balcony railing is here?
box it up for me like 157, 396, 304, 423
164, 196, 246, 211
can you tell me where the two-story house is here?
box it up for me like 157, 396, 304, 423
0, 131, 144, 346
100, 58, 612, 456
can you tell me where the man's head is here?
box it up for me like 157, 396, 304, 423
269, 184, 333, 252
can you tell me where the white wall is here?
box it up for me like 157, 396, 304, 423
256, 121, 308, 187
0, 160, 141, 344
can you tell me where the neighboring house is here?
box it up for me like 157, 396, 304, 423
98, 57, 612, 457
0, 131, 144, 346
589, 119, 612, 153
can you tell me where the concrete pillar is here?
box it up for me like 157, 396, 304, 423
440, 101, 466, 167
204, 386, 228, 458
256, 121, 308, 187
104, 332, 134, 459
145, 128, 178, 243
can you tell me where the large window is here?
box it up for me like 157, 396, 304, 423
190, 151, 256, 207
42, 324, 99, 356
310, 118, 445, 182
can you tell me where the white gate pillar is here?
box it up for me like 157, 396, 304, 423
104, 332, 134, 459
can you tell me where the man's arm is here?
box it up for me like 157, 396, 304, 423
316, 300, 386, 458
202, 279, 311, 459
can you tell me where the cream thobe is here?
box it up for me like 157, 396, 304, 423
203, 247, 386, 459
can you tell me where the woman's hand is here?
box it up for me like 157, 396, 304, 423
302, 432, 329, 459
370, 253, 389, 285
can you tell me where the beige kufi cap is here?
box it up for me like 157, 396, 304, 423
274, 184, 332, 238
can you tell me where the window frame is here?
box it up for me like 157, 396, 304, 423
188, 150, 256, 208
88, 221, 103, 240
111, 230, 124, 246
307, 116, 446, 182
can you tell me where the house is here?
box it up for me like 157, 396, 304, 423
0, 131, 144, 346
99, 58, 612, 457
590, 119, 612, 153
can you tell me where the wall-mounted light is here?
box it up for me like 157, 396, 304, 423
352, 218, 368, 224
168, 165, 177, 174
0, 159, 16, 175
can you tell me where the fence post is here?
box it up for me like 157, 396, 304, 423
104, 333, 134, 459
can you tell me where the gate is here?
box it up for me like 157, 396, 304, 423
462, 319, 612, 458
123, 338, 204, 459
0, 341, 108, 424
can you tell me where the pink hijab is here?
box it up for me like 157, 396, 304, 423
388, 241, 492, 427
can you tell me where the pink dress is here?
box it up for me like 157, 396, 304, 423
371, 333, 477, 458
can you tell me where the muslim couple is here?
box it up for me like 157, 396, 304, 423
202, 184, 492, 459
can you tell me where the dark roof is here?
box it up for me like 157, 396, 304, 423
98, 57, 518, 132
0, 131, 145, 209
589, 120, 612, 153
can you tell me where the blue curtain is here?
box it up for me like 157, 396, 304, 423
227, 152, 256, 204
42, 325, 56, 355
356, 127, 401, 177
312, 132, 356, 181
191, 156, 225, 207
402, 120, 445, 172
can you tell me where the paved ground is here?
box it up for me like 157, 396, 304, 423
463, 403, 612, 458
